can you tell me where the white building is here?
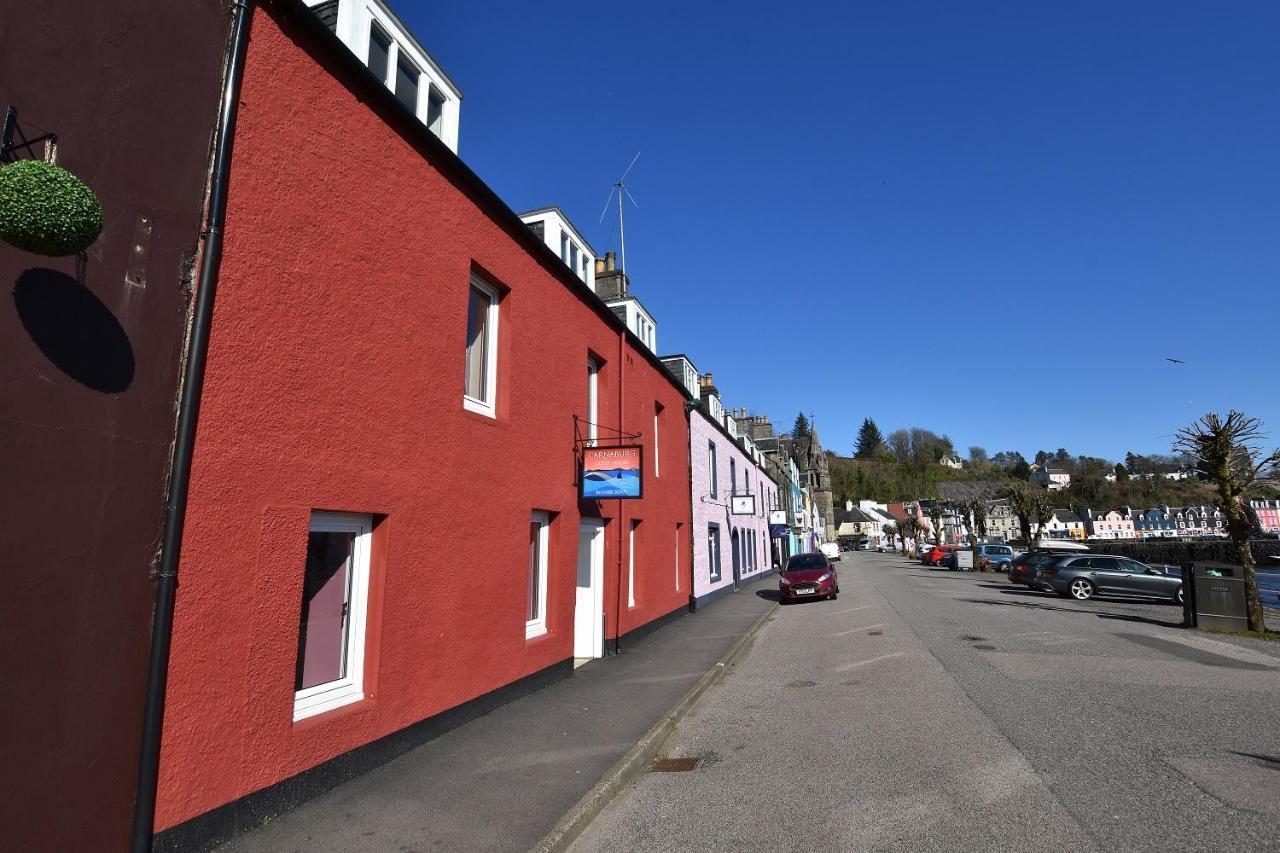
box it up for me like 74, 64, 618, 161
518, 207, 596, 289
939, 455, 963, 469
1031, 468, 1071, 491
305, 0, 462, 152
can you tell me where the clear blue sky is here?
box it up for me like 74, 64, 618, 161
400, 0, 1280, 463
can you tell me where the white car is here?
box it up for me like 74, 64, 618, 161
819, 542, 841, 562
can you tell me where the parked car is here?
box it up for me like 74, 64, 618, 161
1006, 551, 1059, 587
1035, 555, 1183, 603
879, 543, 897, 553
819, 542, 841, 562
975, 544, 1016, 569
778, 552, 839, 602
923, 544, 960, 567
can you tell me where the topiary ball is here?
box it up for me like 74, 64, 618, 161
0, 159, 104, 256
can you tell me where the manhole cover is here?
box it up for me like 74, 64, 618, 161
651, 757, 701, 772
972, 644, 996, 651
868, 630, 883, 636
784, 680, 816, 688
962, 635, 987, 642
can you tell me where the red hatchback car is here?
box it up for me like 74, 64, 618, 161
778, 552, 839, 603
921, 545, 959, 567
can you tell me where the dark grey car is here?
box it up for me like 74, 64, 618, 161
1035, 555, 1184, 604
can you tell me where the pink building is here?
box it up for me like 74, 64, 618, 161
1085, 509, 1136, 540
1250, 499, 1280, 533
689, 403, 777, 609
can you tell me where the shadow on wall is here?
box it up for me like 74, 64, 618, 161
12, 267, 135, 393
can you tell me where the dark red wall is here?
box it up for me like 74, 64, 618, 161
0, 2, 229, 850
156, 2, 691, 830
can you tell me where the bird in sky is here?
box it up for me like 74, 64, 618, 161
1166, 358, 1185, 364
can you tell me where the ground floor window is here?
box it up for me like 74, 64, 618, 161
294, 512, 373, 722
708, 523, 722, 581
527, 512, 550, 638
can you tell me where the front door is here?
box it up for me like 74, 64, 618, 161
731, 529, 741, 584
575, 521, 605, 659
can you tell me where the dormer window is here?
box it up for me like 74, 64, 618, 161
395, 55, 420, 113
426, 85, 445, 135
368, 23, 392, 84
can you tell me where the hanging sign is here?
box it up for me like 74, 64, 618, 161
769, 510, 788, 538
581, 445, 643, 499
731, 495, 756, 515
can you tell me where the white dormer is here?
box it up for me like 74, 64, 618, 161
659, 355, 700, 400
306, 0, 462, 152
518, 208, 596, 289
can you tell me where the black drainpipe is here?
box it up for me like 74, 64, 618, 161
131, 1, 254, 850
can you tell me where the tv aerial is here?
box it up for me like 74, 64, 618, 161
599, 151, 641, 273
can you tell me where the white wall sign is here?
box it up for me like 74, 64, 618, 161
731, 495, 756, 515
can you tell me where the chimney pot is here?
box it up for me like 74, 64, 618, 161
605, 251, 616, 271
595, 258, 605, 274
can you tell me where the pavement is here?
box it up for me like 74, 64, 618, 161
215, 577, 776, 853
572, 552, 1280, 852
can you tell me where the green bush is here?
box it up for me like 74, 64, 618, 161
0, 159, 103, 256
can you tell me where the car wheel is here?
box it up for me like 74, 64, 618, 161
1069, 579, 1095, 601
1175, 585, 1184, 605
830, 592, 838, 600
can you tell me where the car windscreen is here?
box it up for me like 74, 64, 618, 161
785, 555, 828, 571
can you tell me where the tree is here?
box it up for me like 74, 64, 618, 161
1010, 455, 1032, 481
1034, 450, 1050, 467
1173, 411, 1280, 632
899, 515, 920, 555
855, 418, 887, 459
887, 429, 911, 465
792, 412, 811, 445
1005, 482, 1053, 546
968, 446, 989, 468
883, 523, 897, 550
928, 503, 945, 545
1114, 462, 1129, 483
965, 498, 988, 543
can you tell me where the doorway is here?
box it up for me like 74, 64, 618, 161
575, 520, 605, 662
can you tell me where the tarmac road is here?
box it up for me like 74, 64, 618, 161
571, 552, 1280, 852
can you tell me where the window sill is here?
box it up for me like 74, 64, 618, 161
293, 682, 364, 723
463, 395, 496, 418
525, 622, 547, 640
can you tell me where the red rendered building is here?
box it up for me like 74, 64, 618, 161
155, 2, 693, 844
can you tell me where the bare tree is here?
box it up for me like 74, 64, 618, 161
965, 498, 988, 544
928, 503, 945, 545
1006, 482, 1052, 546
898, 515, 920, 556
1173, 411, 1280, 632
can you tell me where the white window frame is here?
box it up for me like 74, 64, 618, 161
526, 512, 550, 639
587, 358, 599, 445
653, 405, 661, 478
628, 521, 638, 608
293, 511, 373, 722
463, 274, 499, 418
675, 524, 681, 591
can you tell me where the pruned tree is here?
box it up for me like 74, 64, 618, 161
883, 522, 897, 550
1173, 411, 1280, 632
898, 515, 920, 555
928, 503, 945, 545
1005, 481, 1053, 546
965, 498, 987, 544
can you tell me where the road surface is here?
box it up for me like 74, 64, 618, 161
572, 552, 1280, 852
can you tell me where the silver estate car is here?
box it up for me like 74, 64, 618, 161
1036, 555, 1184, 604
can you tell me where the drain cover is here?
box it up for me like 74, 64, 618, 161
651, 757, 701, 772
962, 635, 987, 642
972, 644, 996, 651
868, 630, 883, 636
784, 679, 816, 688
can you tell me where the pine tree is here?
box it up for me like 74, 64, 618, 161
854, 418, 886, 458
